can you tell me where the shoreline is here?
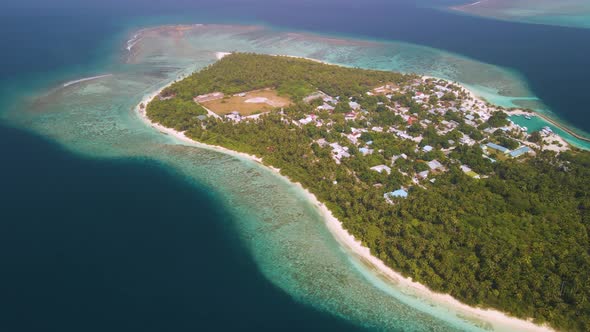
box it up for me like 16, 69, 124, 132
134, 68, 555, 331
424, 75, 588, 149
507, 109, 590, 144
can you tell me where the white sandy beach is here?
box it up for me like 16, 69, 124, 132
134, 62, 555, 332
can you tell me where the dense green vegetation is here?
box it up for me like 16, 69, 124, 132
161, 53, 409, 101
147, 54, 590, 331
146, 98, 206, 131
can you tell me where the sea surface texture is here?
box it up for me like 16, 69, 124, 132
1, 1, 589, 330
451, 0, 590, 29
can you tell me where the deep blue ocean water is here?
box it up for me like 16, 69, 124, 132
1, 1, 589, 331
0, 124, 361, 331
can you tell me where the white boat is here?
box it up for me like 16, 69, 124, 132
524, 115, 532, 120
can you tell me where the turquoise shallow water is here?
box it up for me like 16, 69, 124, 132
5, 24, 565, 331
509, 115, 590, 150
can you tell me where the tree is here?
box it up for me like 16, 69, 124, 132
487, 111, 509, 127
528, 131, 542, 143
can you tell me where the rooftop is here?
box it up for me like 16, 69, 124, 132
486, 142, 510, 154
385, 189, 408, 199
509, 146, 532, 158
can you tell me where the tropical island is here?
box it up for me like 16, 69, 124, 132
141, 53, 589, 331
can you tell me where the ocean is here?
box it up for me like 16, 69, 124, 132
1, 1, 588, 331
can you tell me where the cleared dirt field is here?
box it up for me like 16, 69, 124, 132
200, 89, 292, 116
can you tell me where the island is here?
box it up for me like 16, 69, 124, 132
140, 53, 590, 331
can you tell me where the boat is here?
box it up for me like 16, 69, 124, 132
524, 115, 532, 120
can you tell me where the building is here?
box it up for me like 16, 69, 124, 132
509, 146, 532, 158
349, 101, 361, 110
391, 153, 408, 164
330, 143, 350, 164
370, 165, 391, 175
485, 142, 510, 154
417, 170, 429, 179
460, 165, 480, 179
384, 189, 409, 203
345, 112, 357, 121
317, 103, 335, 111
427, 160, 444, 171
298, 114, 317, 125
423, 145, 434, 152
225, 111, 242, 122
359, 147, 374, 156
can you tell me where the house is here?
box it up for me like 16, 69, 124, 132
384, 189, 409, 203
485, 142, 510, 154
323, 96, 338, 104
345, 112, 357, 121
460, 165, 480, 179
392, 153, 408, 164
418, 170, 429, 179
225, 111, 242, 122
460, 135, 476, 146
359, 147, 374, 156
299, 115, 315, 125
427, 160, 444, 171
373, 83, 399, 95
423, 145, 434, 152
385, 189, 408, 199
303, 91, 329, 103
509, 146, 532, 158
316, 138, 329, 147
317, 103, 335, 111
370, 165, 391, 175
349, 101, 361, 110
330, 143, 350, 164
345, 132, 361, 144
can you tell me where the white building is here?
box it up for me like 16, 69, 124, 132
370, 165, 392, 175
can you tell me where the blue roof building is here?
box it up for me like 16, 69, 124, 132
509, 146, 532, 158
385, 189, 408, 199
485, 142, 510, 154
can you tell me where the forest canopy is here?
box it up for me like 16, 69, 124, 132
147, 53, 590, 331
